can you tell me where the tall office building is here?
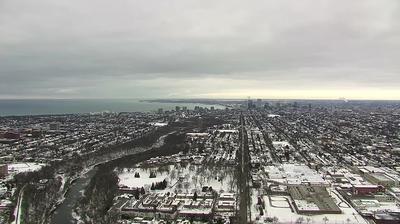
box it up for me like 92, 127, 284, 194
247, 99, 254, 109
256, 99, 262, 108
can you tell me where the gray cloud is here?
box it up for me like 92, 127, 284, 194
0, 0, 400, 99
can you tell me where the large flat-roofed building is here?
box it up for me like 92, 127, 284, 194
265, 164, 327, 186
352, 185, 385, 195
288, 186, 342, 214
372, 212, 400, 224
359, 166, 400, 188
366, 173, 398, 188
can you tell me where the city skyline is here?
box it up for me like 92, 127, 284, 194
1, 0, 400, 99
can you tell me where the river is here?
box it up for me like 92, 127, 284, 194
49, 132, 171, 224
50, 168, 98, 224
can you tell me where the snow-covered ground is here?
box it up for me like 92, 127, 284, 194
117, 163, 236, 193
7, 163, 45, 175
118, 167, 168, 189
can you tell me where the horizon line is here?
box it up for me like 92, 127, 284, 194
1, 97, 400, 101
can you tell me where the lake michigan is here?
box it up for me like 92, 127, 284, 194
0, 99, 223, 116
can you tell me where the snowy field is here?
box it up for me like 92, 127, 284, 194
7, 163, 45, 175
117, 163, 236, 193
118, 166, 169, 189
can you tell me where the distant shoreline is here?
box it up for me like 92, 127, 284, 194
0, 99, 224, 117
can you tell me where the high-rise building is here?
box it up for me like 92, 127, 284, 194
157, 108, 164, 114
264, 102, 270, 110
247, 99, 254, 109
175, 106, 181, 112
256, 99, 262, 108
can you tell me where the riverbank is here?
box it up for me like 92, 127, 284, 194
73, 132, 188, 224
49, 168, 98, 224
49, 128, 179, 224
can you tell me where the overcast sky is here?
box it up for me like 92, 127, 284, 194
1, 0, 399, 100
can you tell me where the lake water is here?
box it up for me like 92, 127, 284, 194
0, 99, 224, 116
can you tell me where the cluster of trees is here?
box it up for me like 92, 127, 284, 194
77, 167, 119, 224
150, 179, 167, 190
149, 171, 157, 178
8, 164, 66, 223
18, 177, 62, 224
133, 187, 145, 199
88, 125, 172, 159
257, 196, 265, 216
192, 191, 198, 201
106, 132, 188, 168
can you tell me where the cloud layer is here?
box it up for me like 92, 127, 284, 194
1, 0, 399, 99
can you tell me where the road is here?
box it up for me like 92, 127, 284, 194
237, 113, 250, 224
